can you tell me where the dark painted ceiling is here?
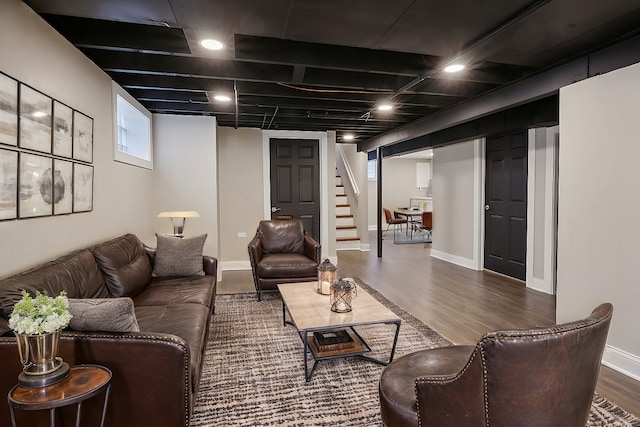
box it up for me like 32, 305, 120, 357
22, 0, 640, 143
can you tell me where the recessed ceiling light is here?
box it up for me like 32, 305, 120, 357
444, 64, 465, 73
343, 134, 355, 141
377, 103, 393, 111
200, 39, 225, 50
213, 94, 231, 102
32, 111, 47, 118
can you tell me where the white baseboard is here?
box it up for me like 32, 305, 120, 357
368, 225, 377, 231
220, 261, 251, 271
430, 250, 480, 271
602, 345, 640, 381
529, 277, 554, 295
360, 243, 371, 251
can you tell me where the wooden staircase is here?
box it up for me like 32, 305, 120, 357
335, 175, 360, 250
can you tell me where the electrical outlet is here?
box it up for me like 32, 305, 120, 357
237, 232, 247, 238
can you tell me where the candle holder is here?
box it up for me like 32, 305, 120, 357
317, 259, 337, 295
330, 278, 357, 313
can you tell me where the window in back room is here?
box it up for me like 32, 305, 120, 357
112, 82, 152, 169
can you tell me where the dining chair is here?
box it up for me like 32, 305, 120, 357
420, 211, 432, 240
383, 208, 407, 238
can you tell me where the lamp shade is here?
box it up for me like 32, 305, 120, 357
157, 211, 200, 235
157, 211, 200, 218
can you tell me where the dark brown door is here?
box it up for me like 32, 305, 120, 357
269, 138, 320, 242
484, 131, 527, 280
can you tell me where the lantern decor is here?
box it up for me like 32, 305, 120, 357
317, 259, 337, 295
330, 278, 358, 313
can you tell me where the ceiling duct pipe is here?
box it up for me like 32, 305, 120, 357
234, 81, 239, 129
267, 105, 279, 129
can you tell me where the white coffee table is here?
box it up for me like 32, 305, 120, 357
278, 281, 402, 381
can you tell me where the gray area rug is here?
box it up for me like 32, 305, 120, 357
192, 281, 640, 426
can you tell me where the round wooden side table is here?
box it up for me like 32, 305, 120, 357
7, 364, 112, 427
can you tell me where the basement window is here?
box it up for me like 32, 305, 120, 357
112, 83, 153, 169
368, 159, 377, 180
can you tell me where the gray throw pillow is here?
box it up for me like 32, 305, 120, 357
152, 234, 207, 277
68, 298, 139, 332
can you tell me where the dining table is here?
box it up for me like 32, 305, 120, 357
393, 208, 426, 238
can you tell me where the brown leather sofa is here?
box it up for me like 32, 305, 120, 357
0, 234, 217, 427
379, 303, 613, 427
248, 219, 321, 300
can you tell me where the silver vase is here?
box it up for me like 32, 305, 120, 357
15, 330, 70, 387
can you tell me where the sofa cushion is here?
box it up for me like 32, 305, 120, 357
92, 234, 152, 298
134, 275, 215, 308
152, 234, 207, 277
0, 249, 108, 319
68, 298, 140, 332
256, 253, 319, 278
257, 219, 304, 254
135, 303, 210, 392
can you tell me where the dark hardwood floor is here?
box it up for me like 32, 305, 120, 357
336, 232, 640, 418
219, 231, 640, 418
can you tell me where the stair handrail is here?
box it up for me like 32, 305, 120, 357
336, 144, 360, 197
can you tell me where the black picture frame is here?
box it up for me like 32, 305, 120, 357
0, 72, 18, 147
53, 100, 73, 158
72, 162, 93, 213
73, 110, 93, 163
0, 148, 18, 220
19, 84, 52, 153
53, 159, 73, 215
18, 152, 53, 218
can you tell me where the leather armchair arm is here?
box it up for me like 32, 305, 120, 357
303, 232, 321, 264
203, 256, 217, 276
415, 347, 486, 426
248, 235, 263, 265
0, 332, 192, 427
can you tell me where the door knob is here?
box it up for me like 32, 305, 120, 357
484, 204, 490, 211
271, 206, 282, 213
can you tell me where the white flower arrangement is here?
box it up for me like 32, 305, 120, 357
8, 290, 72, 335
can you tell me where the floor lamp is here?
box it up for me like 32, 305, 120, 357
157, 211, 200, 236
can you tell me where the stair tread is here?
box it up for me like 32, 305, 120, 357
336, 215, 354, 218
336, 225, 357, 229
336, 204, 350, 207
337, 237, 360, 242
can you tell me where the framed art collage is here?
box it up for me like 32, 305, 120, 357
0, 70, 94, 221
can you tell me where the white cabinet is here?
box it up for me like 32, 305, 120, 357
416, 162, 431, 188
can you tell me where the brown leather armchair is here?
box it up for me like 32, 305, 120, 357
248, 219, 321, 301
379, 303, 613, 427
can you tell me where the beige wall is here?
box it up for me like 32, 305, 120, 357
558, 62, 640, 379
152, 115, 219, 261
213, 128, 337, 269
527, 126, 559, 294
430, 140, 479, 266
0, 1, 154, 277
217, 127, 264, 266
368, 157, 432, 227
